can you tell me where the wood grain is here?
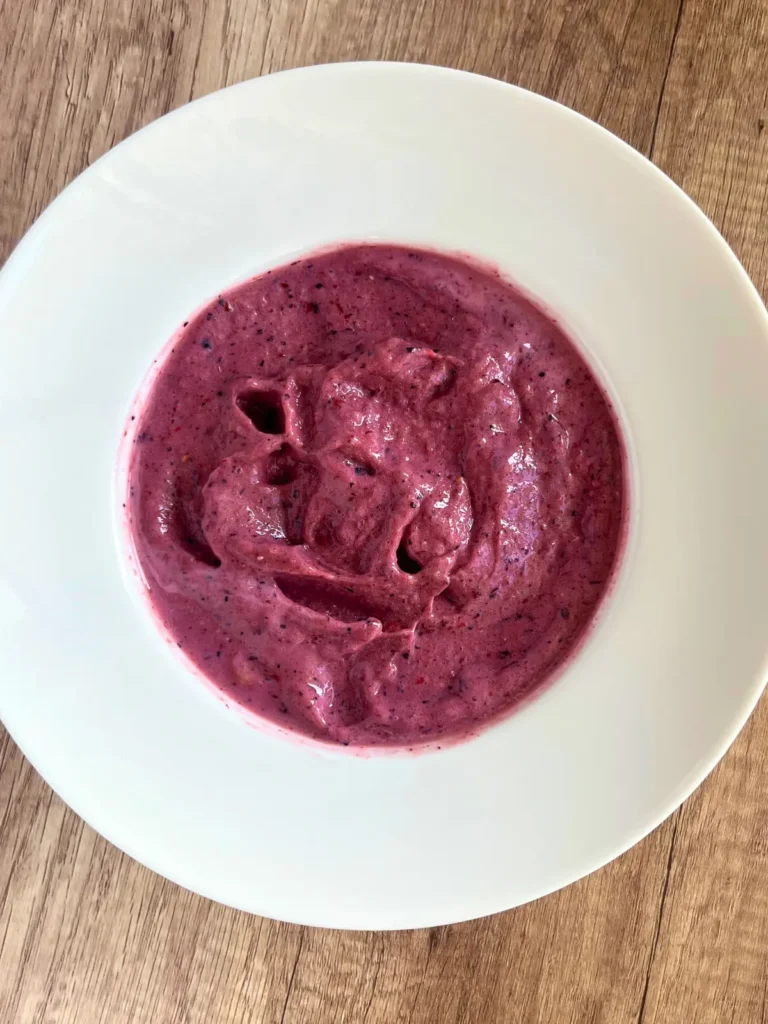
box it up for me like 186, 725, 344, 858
1, 0, 767, 1021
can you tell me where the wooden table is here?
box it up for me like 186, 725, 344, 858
2, 1, 767, 1021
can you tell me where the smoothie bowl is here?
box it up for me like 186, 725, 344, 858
123, 242, 627, 751
1, 63, 768, 928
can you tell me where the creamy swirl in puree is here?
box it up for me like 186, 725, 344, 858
127, 245, 625, 747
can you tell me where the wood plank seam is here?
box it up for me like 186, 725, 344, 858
278, 928, 305, 1024
636, 811, 681, 1023
648, 0, 685, 159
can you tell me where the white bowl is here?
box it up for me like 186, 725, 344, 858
1, 62, 767, 930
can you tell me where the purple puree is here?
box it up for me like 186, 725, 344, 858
128, 245, 625, 748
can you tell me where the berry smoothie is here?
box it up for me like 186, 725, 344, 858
127, 245, 626, 747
